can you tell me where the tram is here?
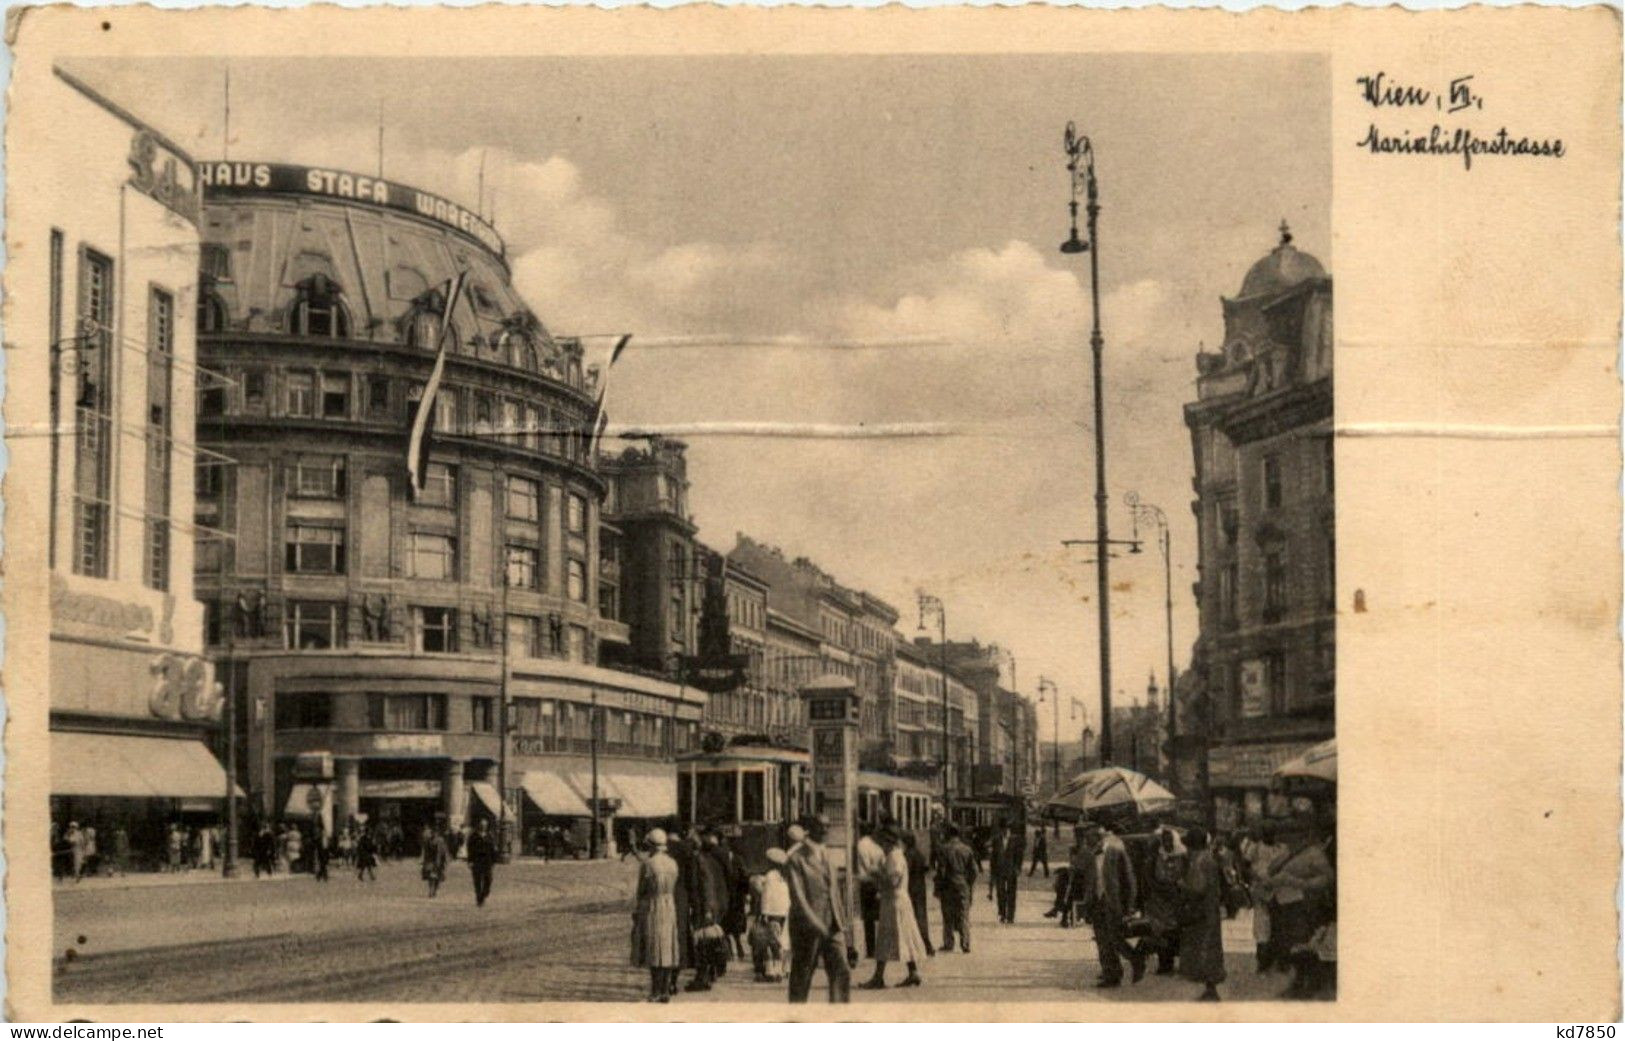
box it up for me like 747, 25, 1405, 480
676, 741, 811, 872
675, 741, 942, 869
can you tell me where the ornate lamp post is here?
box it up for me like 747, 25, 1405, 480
1126, 492, 1177, 747
1059, 121, 1117, 766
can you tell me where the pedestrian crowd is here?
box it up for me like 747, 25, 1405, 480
630, 811, 1335, 1004
52, 820, 219, 879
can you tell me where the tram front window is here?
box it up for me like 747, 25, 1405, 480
741, 771, 765, 823
696, 770, 738, 825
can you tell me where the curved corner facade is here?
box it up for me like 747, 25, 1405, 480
195, 162, 698, 851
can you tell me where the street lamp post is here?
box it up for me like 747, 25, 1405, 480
1037, 677, 1060, 794
1060, 121, 1116, 766
1126, 493, 1177, 749
916, 592, 950, 809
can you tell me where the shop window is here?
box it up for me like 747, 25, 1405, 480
471, 696, 496, 734
321, 373, 350, 418
419, 462, 457, 508
285, 600, 344, 650
292, 455, 346, 499
290, 275, 351, 338
414, 607, 458, 654
285, 524, 345, 574
275, 692, 333, 730
507, 477, 540, 522
410, 532, 457, 581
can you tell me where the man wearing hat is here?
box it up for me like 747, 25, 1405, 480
1080, 822, 1146, 987
783, 814, 852, 1003
933, 823, 978, 953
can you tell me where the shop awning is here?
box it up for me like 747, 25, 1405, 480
610, 771, 676, 819
284, 783, 326, 818
521, 771, 587, 815
468, 781, 503, 816
53, 731, 242, 800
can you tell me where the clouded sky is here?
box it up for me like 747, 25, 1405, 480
75, 53, 1329, 744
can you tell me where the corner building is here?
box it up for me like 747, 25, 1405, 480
195, 161, 696, 850
13, 69, 231, 871
1184, 226, 1334, 830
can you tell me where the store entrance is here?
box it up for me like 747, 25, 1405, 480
360, 798, 440, 858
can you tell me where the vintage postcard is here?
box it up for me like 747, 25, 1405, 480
3, 3, 1618, 1024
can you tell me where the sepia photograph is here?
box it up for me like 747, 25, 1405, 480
7, 5, 1618, 1024
22, 48, 1335, 1008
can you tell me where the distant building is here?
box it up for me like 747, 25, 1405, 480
1184, 224, 1334, 830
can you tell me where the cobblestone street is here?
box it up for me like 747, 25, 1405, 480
54, 860, 1296, 1007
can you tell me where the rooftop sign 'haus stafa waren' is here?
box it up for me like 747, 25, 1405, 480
196, 161, 506, 259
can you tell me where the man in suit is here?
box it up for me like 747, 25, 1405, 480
1080, 822, 1146, 987
465, 817, 498, 906
854, 821, 885, 959
784, 814, 852, 1004
991, 820, 1026, 923
933, 824, 978, 953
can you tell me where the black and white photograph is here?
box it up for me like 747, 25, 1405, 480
7, 6, 1616, 1024
24, 47, 1334, 1008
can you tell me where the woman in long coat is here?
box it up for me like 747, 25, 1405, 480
632, 829, 681, 1002
421, 827, 449, 897
860, 828, 928, 989
1178, 827, 1227, 1001
1140, 825, 1189, 975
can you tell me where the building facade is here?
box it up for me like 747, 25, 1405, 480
15, 69, 230, 871
1184, 224, 1334, 830
193, 160, 697, 850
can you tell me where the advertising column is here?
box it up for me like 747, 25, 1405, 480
801, 674, 859, 934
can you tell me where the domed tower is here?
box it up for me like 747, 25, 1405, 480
1181, 222, 1334, 831
194, 161, 698, 849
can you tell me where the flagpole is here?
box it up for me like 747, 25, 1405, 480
222, 67, 231, 161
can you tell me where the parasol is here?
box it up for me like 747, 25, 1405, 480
1274, 738, 1337, 784
1045, 766, 1177, 819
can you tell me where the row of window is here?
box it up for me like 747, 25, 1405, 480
198, 366, 593, 463
241, 600, 596, 660
1212, 529, 1335, 627
273, 691, 688, 748
198, 271, 587, 388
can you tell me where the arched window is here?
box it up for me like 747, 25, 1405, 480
405, 307, 442, 351
198, 291, 228, 334
289, 275, 350, 338
500, 330, 539, 372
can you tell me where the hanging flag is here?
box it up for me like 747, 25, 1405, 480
405, 270, 467, 500
585, 333, 633, 459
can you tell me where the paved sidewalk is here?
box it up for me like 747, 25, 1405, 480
678, 874, 1288, 1007
55, 869, 300, 892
